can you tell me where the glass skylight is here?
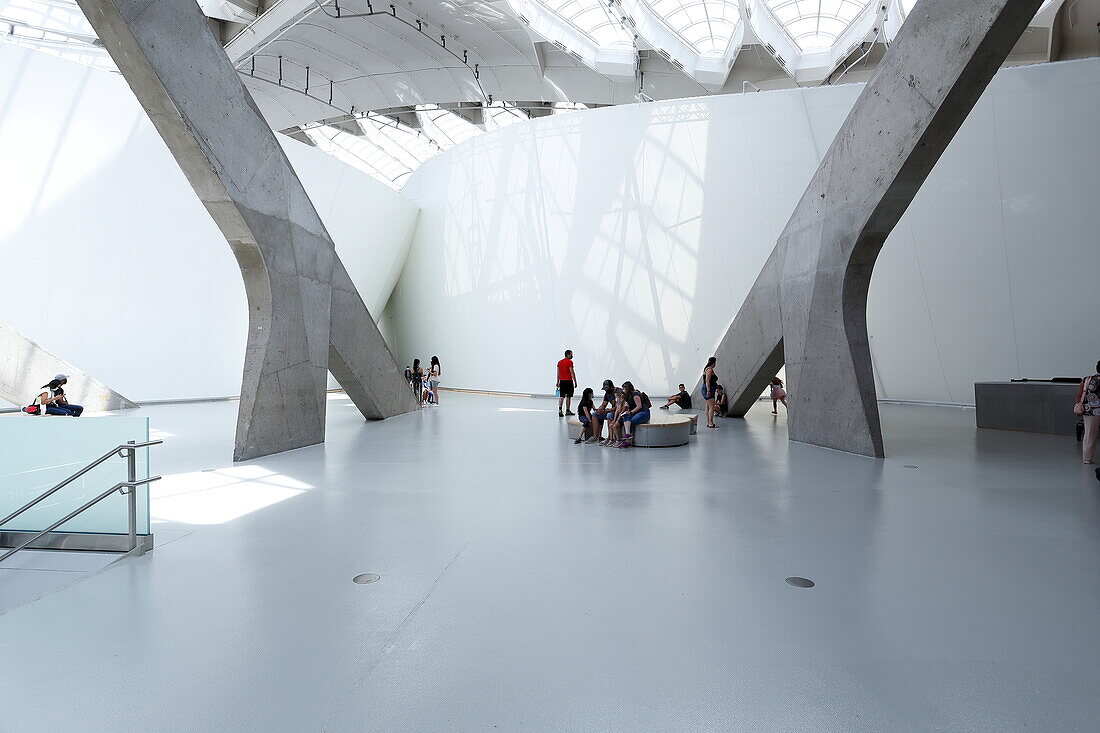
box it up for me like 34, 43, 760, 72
484, 102, 530, 130
526, 0, 634, 48
764, 0, 875, 51
305, 118, 440, 190
0, 0, 115, 71
416, 105, 484, 149
638, 0, 742, 57
303, 104, 585, 190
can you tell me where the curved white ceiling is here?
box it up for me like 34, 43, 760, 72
1, 0, 1082, 189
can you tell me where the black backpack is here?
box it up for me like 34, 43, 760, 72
639, 391, 651, 409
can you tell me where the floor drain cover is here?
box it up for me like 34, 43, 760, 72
352, 573, 380, 584
785, 577, 815, 588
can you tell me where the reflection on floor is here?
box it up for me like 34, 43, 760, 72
0, 392, 1098, 730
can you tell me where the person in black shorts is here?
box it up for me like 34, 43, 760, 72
556, 349, 577, 417
659, 383, 692, 410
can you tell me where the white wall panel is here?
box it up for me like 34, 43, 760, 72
890, 93, 1021, 403
992, 60, 1100, 382
0, 44, 418, 406
392, 58, 1100, 404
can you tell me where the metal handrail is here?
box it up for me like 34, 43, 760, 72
0, 439, 163, 564
0, 476, 161, 564
0, 440, 162, 527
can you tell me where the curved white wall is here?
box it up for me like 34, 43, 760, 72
0, 44, 418, 406
391, 58, 1100, 404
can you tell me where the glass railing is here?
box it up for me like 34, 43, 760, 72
0, 415, 151, 536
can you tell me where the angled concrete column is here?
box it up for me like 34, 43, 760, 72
0, 321, 137, 411
75, 0, 416, 460
708, 0, 1043, 457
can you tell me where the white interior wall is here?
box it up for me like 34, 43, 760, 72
390, 58, 1100, 404
0, 44, 418, 407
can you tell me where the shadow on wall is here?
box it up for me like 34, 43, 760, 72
389, 59, 1100, 403
391, 94, 829, 396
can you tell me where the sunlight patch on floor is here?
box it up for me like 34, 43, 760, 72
150, 465, 313, 525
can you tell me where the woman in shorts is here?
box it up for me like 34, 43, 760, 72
702, 357, 719, 429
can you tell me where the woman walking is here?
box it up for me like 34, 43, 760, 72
769, 376, 788, 414
1076, 361, 1100, 464
702, 357, 719, 429
429, 356, 442, 406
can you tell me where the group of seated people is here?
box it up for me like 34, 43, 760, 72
22, 374, 84, 416
572, 380, 654, 448
572, 379, 730, 449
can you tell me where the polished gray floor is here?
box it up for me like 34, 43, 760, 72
0, 549, 118, 612
1, 393, 1098, 731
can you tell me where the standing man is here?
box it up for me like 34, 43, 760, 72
556, 349, 576, 417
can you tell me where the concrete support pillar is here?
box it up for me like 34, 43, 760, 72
0, 321, 137, 411
75, 0, 416, 460
707, 0, 1043, 457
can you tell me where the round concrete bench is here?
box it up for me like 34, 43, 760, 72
671, 410, 699, 435
567, 413, 692, 447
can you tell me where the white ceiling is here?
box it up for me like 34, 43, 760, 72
2, 0, 1091, 188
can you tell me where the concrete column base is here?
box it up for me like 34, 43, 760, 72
75, 0, 417, 461
705, 0, 1043, 457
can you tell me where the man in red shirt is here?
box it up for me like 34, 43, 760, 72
556, 349, 576, 417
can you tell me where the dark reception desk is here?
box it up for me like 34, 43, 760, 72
974, 381, 1079, 436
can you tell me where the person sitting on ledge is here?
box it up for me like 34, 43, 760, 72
33, 374, 83, 416
659, 383, 692, 410
715, 385, 728, 417
601, 388, 626, 447
590, 380, 616, 444
614, 381, 651, 449
574, 388, 596, 444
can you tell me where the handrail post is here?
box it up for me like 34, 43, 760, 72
0, 439, 160, 564
125, 440, 139, 554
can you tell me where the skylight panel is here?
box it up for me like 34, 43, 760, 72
484, 102, 529, 130
0, 0, 115, 71
415, 105, 483, 149
306, 119, 440, 190
639, 0, 741, 56
526, 0, 634, 48
764, 0, 875, 52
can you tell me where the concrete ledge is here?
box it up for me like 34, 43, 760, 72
567, 414, 692, 447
